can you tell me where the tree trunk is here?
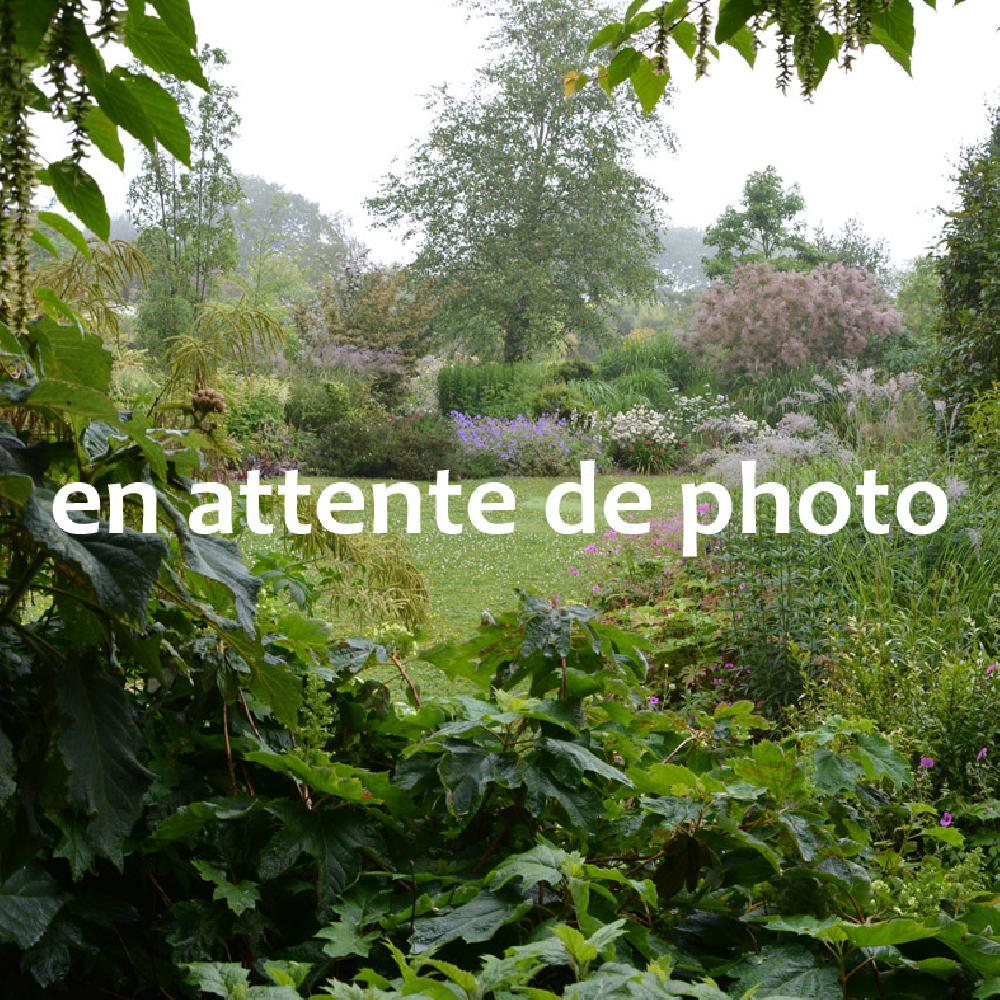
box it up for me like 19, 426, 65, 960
502, 297, 529, 363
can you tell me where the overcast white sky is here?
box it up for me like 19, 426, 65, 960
81, 0, 999, 269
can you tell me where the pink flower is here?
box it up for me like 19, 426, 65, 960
591, 584, 601, 594
567, 565, 580, 577
940, 812, 953, 827
724, 662, 735, 670
988, 664, 997, 678
977, 747, 988, 762
648, 696, 660, 706
605, 529, 617, 538
919, 756, 934, 769
738, 582, 746, 591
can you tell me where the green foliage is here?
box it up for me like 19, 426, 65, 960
597, 331, 703, 388
703, 166, 810, 278
927, 105, 1000, 435
437, 361, 546, 418
578, 0, 956, 107
369, 0, 667, 361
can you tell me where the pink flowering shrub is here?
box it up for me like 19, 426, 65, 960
692, 263, 902, 378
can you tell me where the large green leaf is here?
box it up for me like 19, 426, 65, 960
40, 160, 110, 241
0, 867, 68, 950
30, 319, 112, 392
24, 492, 165, 617
813, 748, 864, 795
541, 738, 632, 787
85, 69, 157, 152
56, 663, 153, 868
124, 12, 208, 87
870, 0, 916, 73
82, 106, 125, 170
35, 211, 92, 260
729, 943, 839, 999
23, 380, 119, 422
410, 892, 532, 954
715, 0, 760, 43
191, 860, 260, 917
12, 0, 61, 56
486, 843, 568, 892
855, 733, 910, 787
124, 71, 192, 163
148, 0, 197, 47
160, 493, 262, 632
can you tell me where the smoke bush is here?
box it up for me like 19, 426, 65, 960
692, 263, 902, 378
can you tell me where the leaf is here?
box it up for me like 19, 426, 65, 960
185, 962, 250, 998
813, 748, 864, 795
192, 860, 260, 917
486, 843, 569, 893
541, 738, 632, 787
31, 319, 112, 392
588, 23, 623, 53
605, 47, 642, 88
729, 943, 840, 999
0, 724, 14, 808
854, 733, 910, 787
40, 160, 110, 241
725, 26, 757, 67
0, 868, 67, 950
629, 762, 699, 795
841, 918, 937, 947
160, 492, 262, 632
630, 57, 669, 115
30, 229, 59, 258
36, 211, 92, 260
124, 12, 208, 87
758, 914, 848, 942
715, 0, 759, 43
86, 69, 156, 152
23, 380, 119, 422
24, 492, 165, 617
124, 71, 192, 163
12, 0, 61, 56
56, 663, 153, 868
410, 892, 531, 954
148, 0, 197, 48
82, 106, 125, 169
870, 0, 915, 73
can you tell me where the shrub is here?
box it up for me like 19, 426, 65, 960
451, 411, 606, 476
551, 357, 596, 382
437, 361, 544, 417
692, 262, 902, 379
529, 381, 591, 419
598, 330, 702, 388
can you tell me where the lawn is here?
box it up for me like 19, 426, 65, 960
246, 474, 685, 696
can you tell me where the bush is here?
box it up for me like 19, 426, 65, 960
692, 262, 902, 380
451, 411, 606, 476
437, 361, 544, 417
529, 381, 591, 419
551, 357, 596, 382
598, 330, 702, 388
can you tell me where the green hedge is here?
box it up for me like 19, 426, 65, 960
437, 361, 545, 417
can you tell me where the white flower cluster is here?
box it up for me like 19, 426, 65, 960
695, 411, 775, 445
604, 406, 677, 448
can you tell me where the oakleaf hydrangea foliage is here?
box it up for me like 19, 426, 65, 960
692, 262, 902, 379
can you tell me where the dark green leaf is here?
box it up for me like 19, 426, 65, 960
56, 663, 153, 868
813, 748, 865, 795
31, 319, 112, 392
24, 492, 165, 617
410, 892, 531, 954
149, 0, 197, 47
85, 70, 156, 152
716, 0, 760, 43
729, 943, 840, 999
0, 868, 67, 950
870, 0, 915, 73
12, 0, 60, 56
0, 723, 14, 808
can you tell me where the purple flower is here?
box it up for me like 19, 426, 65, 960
583, 544, 597, 554
940, 812, 953, 827
988, 664, 997, 678
919, 756, 934, 769
648, 696, 660, 706
566, 565, 579, 577
977, 747, 988, 762
591, 583, 601, 594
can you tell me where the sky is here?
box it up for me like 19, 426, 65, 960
70, 0, 999, 270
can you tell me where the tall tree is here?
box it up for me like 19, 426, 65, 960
703, 166, 809, 278
368, 0, 667, 362
928, 104, 1000, 427
127, 47, 242, 346
234, 174, 362, 293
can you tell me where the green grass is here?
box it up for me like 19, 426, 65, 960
246, 475, 684, 698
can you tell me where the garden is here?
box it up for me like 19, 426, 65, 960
0, 1, 998, 998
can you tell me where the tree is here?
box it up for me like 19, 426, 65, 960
812, 218, 892, 286
691, 262, 902, 379
234, 174, 361, 293
703, 166, 809, 278
928, 104, 1000, 427
368, 0, 668, 363
575, 1, 980, 107
127, 48, 242, 348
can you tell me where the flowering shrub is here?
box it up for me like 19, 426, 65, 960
692, 262, 902, 378
450, 411, 606, 476
603, 405, 683, 472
